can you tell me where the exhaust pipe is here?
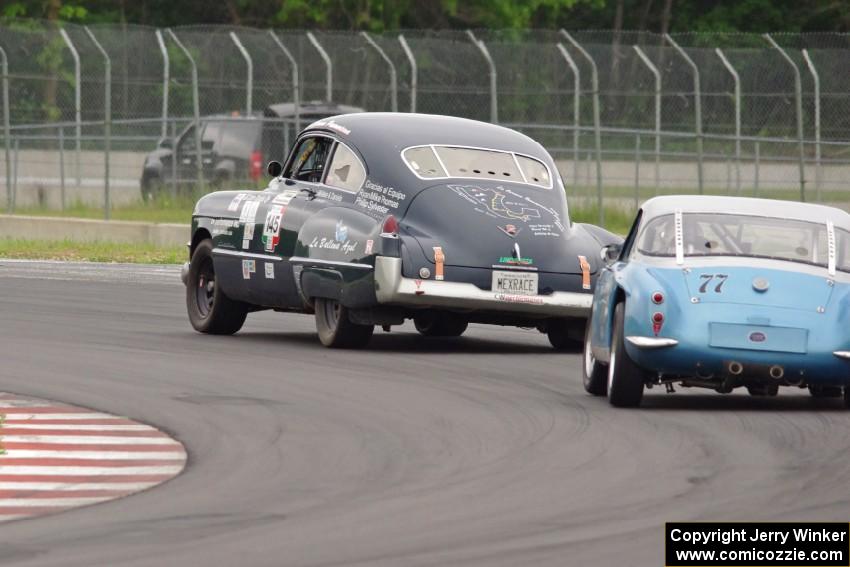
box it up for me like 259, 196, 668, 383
769, 365, 785, 380
728, 361, 743, 376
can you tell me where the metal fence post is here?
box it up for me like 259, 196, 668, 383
59, 126, 66, 210
665, 35, 703, 194
634, 134, 641, 208
170, 119, 177, 195
633, 45, 661, 195
754, 141, 760, 196
167, 29, 203, 192
361, 32, 397, 112
556, 43, 581, 188
268, 31, 300, 132
307, 32, 332, 102
398, 34, 417, 113
802, 49, 821, 202
466, 30, 498, 124
229, 32, 253, 115
715, 48, 741, 196
59, 28, 82, 188
561, 30, 603, 227
155, 30, 169, 139
764, 34, 805, 202
0, 45, 10, 214
85, 27, 111, 219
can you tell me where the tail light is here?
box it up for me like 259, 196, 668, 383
651, 291, 664, 304
651, 311, 664, 336
249, 150, 263, 181
381, 214, 398, 236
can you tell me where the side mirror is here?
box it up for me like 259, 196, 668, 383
157, 137, 173, 149
601, 243, 622, 264
267, 161, 283, 177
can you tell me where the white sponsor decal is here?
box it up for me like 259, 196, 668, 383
242, 223, 254, 249
311, 119, 351, 135
241, 259, 256, 279
364, 239, 374, 255
308, 236, 359, 255
227, 193, 247, 212
211, 219, 238, 237
494, 293, 544, 305
262, 205, 284, 252
239, 200, 260, 224
272, 188, 298, 205
355, 179, 407, 215
265, 262, 274, 279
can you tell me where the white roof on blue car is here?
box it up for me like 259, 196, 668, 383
642, 195, 850, 229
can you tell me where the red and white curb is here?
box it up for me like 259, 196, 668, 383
0, 393, 186, 522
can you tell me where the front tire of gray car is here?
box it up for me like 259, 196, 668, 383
314, 297, 374, 348
547, 318, 583, 351
141, 175, 163, 202
607, 302, 645, 407
186, 239, 248, 335
582, 317, 607, 396
809, 385, 843, 398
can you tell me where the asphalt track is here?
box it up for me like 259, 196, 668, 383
1, 260, 850, 567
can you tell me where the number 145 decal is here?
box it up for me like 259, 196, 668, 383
699, 274, 728, 293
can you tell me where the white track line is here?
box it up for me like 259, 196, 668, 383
0, 436, 178, 445
1, 424, 152, 431
0, 482, 158, 491
0, 466, 184, 475
1, 414, 120, 420
2, 451, 185, 460
0, 497, 115, 507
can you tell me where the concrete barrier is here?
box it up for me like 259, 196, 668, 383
0, 215, 189, 247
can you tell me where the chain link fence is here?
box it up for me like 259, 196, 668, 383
2, 21, 850, 226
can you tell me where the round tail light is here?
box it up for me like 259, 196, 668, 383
652, 312, 664, 324
652, 291, 664, 304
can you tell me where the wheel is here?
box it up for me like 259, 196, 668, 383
547, 318, 583, 351
186, 239, 248, 335
746, 384, 779, 396
413, 312, 468, 337
607, 302, 646, 407
314, 297, 374, 348
809, 385, 842, 398
141, 175, 164, 202
582, 317, 607, 396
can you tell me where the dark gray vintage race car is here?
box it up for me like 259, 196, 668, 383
182, 113, 621, 348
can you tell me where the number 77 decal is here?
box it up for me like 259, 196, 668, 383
698, 274, 728, 293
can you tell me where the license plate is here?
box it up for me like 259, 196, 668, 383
492, 270, 538, 296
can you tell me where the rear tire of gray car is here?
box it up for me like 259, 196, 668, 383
746, 384, 779, 396
141, 175, 163, 202
582, 317, 607, 396
315, 297, 374, 348
186, 239, 248, 335
809, 385, 843, 398
413, 312, 468, 337
547, 318, 583, 352
843, 387, 850, 408
607, 303, 645, 407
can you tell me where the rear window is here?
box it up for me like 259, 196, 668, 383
402, 145, 553, 189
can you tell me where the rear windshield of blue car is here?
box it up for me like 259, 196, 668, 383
637, 213, 850, 272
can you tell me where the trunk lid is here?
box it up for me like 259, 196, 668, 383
402, 181, 593, 274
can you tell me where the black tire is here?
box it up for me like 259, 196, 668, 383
809, 385, 843, 398
547, 318, 583, 351
582, 316, 607, 396
186, 239, 248, 335
315, 297, 374, 348
844, 386, 850, 409
607, 302, 645, 407
413, 312, 468, 337
141, 175, 163, 202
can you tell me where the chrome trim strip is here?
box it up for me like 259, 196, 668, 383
374, 256, 591, 317
490, 264, 538, 271
827, 220, 836, 276
674, 209, 684, 265
289, 256, 373, 270
212, 248, 283, 262
626, 336, 679, 349
400, 143, 554, 189
833, 351, 850, 360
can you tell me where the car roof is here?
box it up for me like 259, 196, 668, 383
265, 101, 365, 118
641, 195, 850, 230
303, 113, 551, 160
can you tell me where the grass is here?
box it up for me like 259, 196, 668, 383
14, 194, 196, 225
0, 238, 186, 264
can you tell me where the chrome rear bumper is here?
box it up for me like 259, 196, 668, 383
373, 256, 592, 317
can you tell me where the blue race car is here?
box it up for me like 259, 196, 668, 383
584, 196, 850, 407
